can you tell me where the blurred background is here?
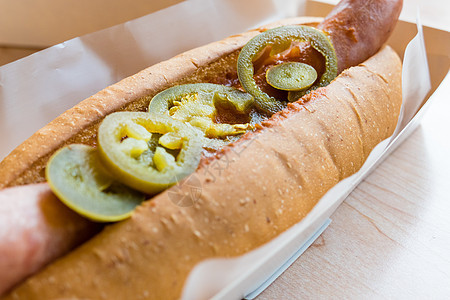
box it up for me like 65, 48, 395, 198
0, 0, 448, 67
0, 0, 184, 66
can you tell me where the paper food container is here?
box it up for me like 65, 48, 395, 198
0, 0, 184, 48
0, 0, 448, 299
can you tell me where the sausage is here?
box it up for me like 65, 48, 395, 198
0, 183, 99, 295
318, 0, 403, 72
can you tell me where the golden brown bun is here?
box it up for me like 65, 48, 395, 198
3, 42, 402, 299
0, 17, 322, 189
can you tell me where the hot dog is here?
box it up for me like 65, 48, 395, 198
0, 0, 403, 298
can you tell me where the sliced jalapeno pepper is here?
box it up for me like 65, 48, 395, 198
148, 83, 259, 149
266, 62, 317, 91
237, 25, 338, 113
46, 144, 145, 222
98, 112, 203, 195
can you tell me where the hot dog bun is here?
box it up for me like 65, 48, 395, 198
2, 20, 402, 300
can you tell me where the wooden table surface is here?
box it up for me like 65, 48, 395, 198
258, 77, 450, 298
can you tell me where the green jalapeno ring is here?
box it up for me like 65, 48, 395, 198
149, 83, 254, 115
148, 83, 261, 150
266, 62, 318, 91
46, 144, 145, 222
98, 112, 203, 195
237, 25, 338, 114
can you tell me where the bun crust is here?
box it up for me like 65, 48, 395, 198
4, 43, 402, 299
